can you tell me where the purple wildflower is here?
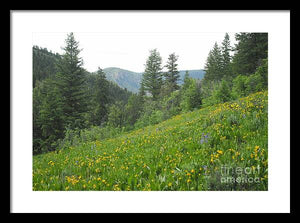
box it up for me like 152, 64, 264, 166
200, 138, 205, 144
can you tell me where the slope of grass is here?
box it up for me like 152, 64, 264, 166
33, 91, 268, 191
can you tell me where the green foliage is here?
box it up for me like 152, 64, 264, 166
85, 71, 132, 108
33, 32, 268, 159
214, 79, 232, 103
202, 32, 268, 108
58, 125, 125, 150
100, 67, 205, 93
33, 81, 44, 154
32, 44, 133, 154
87, 68, 109, 126
148, 110, 164, 125
163, 53, 180, 95
220, 33, 233, 79
32, 46, 61, 88
245, 72, 264, 95
134, 110, 164, 129
161, 90, 182, 120
134, 99, 163, 128
203, 42, 223, 82
202, 80, 232, 107
180, 78, 202, 111
232, 33, 268, 76
255, 58, 268, 89
56, 32, 88, 130
107, 101, 126, 128
124, 94, 143, 126
34, 77, 65, 154
33, 91, 268, 191
142, 49, 163, 100
232, 75, 248, 98
231, 59, 268, 99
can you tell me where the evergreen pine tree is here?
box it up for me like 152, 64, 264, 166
142, 49, 163, 100
39, 78, 65, 151
221, 33, 232, 79
125, 94, 143, 126
182, 70, 191, 91
164, 53, 180, 94
56, 32, 88, 130
203, 42, 223, 82
138, 81, 146, 104
232, 33, 268, 76
89, 67, 109, 126
33, 80, 44, 154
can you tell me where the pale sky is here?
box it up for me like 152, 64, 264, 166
32, 31, 236, 73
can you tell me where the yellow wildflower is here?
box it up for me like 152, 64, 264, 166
217, 150, 223, 155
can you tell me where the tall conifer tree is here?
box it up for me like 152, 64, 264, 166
39, 78, 65, 151
232, 33, 268, 76
203, 42, 223, 82
141, 49, 163, 100
164, 53, 180, 93
89, 67, 109, 126
56, 32, 87, 130
221, 33, 232, 79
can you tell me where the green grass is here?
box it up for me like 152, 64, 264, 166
33, 91, 268, 191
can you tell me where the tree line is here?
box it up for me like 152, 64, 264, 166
33, 34, 132, 154
33, 32, 268, 154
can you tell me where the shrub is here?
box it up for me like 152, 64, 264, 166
107, 101, 126, 128
255, 58, 268, 89
134, 109, 164, 128
232, 75, 248, 98
245, 73, 264, 95
180, 79, 202, 111
161, 90, 182, 120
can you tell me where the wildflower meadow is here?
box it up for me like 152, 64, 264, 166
33, 91, 268, 191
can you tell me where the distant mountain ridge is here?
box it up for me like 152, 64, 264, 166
103, 67, 142, 93
178, 69, 205, 84
103, 67, 205, 93
32, 46, 205, 93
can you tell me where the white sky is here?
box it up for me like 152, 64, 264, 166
32, 31, 236, 73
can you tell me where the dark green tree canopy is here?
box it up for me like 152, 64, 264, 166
164, 53, 180, 93
89, 67, 110, 126
220, 33, 232, 79
232, 32, 268, 76
203, 42, 223, 82
142, 49, 163, 100
32, 45, 61, 88
56, 32, 88, 130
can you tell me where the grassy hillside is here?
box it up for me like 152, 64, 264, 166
33, 91, 268, 191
